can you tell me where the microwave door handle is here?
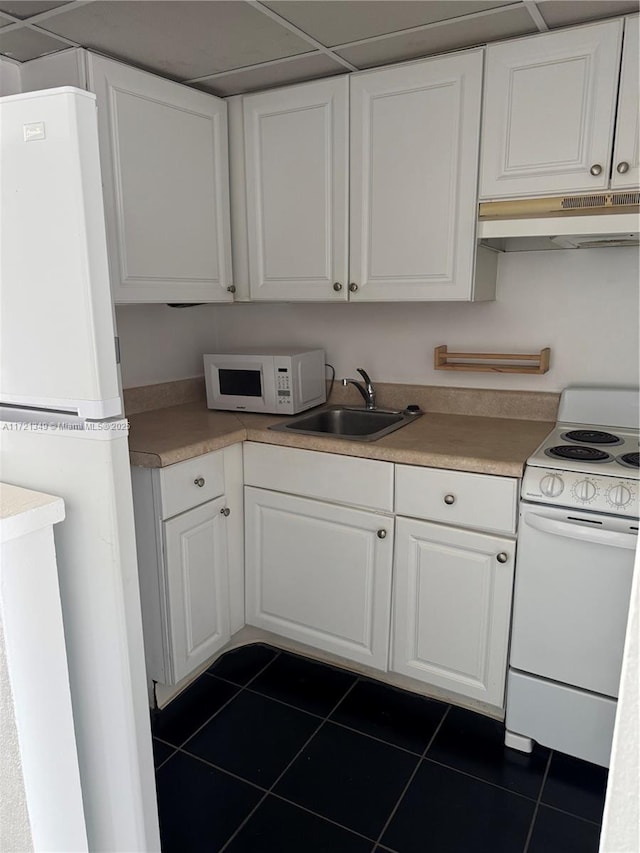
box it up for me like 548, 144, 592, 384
524, 512, 638, 550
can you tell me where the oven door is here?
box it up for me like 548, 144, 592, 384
510, 502, 637, 698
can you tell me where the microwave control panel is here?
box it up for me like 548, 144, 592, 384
275, 364, 293, 410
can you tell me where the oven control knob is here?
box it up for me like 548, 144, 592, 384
540, 473, 564, 497
573, 479, 597, 502
607, 484, 632, 508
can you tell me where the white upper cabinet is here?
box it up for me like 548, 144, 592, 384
611, 17, 639, 189
88, 54, 233, 303
242, 77, 349, 301
350, 49, 493, 302
480, 20, 624, 199
233, 51, 495, 303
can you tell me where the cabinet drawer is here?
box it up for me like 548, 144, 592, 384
395, 465, 518, 535
158, 451, 225, 519
244, 442, 393, 512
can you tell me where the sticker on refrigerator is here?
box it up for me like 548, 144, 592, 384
23, 122, 46, 141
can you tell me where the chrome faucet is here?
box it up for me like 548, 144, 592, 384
342, 368, 376, 410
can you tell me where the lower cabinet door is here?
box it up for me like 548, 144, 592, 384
392, 517, 515, 707
244, 486, 393, 670
163, 496, 230, 684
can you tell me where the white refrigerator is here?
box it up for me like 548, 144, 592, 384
0, 88, 160, 851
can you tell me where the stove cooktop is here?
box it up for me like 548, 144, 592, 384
529, 423, 640, 478
523, 422, 639, 517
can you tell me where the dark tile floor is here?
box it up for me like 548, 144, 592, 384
152, 644, 608, 853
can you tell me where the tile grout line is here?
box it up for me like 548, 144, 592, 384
245, 688, 436, 757
373, 704, 452, 847
540, 801, 605, 828
422, 755, 548, 803
323, 717, 428, 758
167, 739, 387, 847
214, 669, 449, 760
160, 649, 283, 754
217, 676, 363, 852
152, 737, 178, 772
522, 749, 554, 853
174, 747, 270, 794
267, 792, 383, 846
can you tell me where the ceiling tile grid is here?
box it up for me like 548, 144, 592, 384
0, 0, 638, 94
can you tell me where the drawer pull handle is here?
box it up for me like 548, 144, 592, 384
194, 477, 205, 487
220, 507, 231, 517
443, 494, 456, 505
496, 552, 509, 563
377, 529, 387, 539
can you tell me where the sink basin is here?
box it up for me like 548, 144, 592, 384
269, 406, 421, 442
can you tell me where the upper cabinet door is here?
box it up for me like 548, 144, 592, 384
242, 77, 349, 301
88, 54, 233, 303
611, 17, 639, 189
480, 20, 622, 199
349, 50, 486, 301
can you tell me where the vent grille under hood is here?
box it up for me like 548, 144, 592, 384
478, 192, 640, 250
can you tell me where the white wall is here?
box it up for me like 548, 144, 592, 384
600, 552, 639, 853
117, 248, 639, 391
116, 303, 219, 388
0, 620, 33, 853
0, 57, 21, 96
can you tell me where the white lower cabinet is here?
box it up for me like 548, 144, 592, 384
392, 517, 515, 707
163, 496, 230, 683
132, 439, 517, 711
131, 446, 243, 692
244, 486, 394, 670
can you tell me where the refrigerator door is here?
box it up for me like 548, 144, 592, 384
0, 87, 121, 419
0, 418, 160, 851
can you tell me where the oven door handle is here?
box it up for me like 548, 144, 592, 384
524, 512, 638, 550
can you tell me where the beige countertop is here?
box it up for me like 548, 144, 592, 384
128, 400, 554, 477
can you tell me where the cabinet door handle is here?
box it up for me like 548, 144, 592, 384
333, 282, 343, 291
616, 161, 630, 174
496, 552, 509, 563
194, 477, 205, 487
220, 507, 231, 517
348, 282, 358, 293
443, 494, 456, 505
227, 285, 236, 293
377, 529, 387, 539
589, 163, 603, 176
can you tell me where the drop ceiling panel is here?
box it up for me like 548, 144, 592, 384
265, 0, 516, 47
38, 1, 315, 80
0, 24, 69, 60
0, 1, 71, 18
194, 53, 346, 97
538, 0, 639, 28
337, 7, 537, 68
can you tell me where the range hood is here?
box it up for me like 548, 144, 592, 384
478, 191, 640, 251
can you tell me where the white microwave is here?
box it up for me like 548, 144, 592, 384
203, 348, 326, 415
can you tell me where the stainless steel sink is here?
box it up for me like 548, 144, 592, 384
269, 405, 422, 442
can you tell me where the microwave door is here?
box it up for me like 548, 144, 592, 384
218, 368, 263, 399
205, 356, 276, 412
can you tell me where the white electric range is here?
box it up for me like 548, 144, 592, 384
522, 390, 639, 518
506, 387, 639, 767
